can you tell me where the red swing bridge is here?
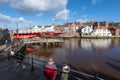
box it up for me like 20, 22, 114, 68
13, 25, 64, 39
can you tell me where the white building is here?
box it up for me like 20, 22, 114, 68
81, 26, 93, 36
91, 27, 112, 36
64, 27, 69, 34
71, 26, 79, 34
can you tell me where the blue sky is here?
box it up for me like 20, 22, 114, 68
0, 0, 120, 30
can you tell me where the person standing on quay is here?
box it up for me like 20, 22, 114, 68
44, 58, 57, 80
61, 64, 70, 80
8, 48, 15, 60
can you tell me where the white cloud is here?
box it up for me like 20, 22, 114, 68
92, 0, 101, 4
18, 17, 26, 22
0, 14, 11, 22
80, 15, 87, 19
0, 0, 10, 5
0, 0, 69, 21
8, 0, 68, 14
36, 13, 43, 17
53, 9, 70, 21
77, 14, 89, 23
0, 14, 26, 23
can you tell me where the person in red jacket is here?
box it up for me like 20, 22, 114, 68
44, 58, 57, 80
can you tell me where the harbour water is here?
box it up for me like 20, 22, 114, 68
25, 38, 120, 79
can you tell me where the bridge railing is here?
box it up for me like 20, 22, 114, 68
15, 55, 104, 80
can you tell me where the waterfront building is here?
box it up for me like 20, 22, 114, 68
92, 21, 109, 29
54, 25, 64, 32
64, 27, 69, 34
81, 26, 93, 36
108, 26, 116, 35
64, 22, 79, 34
115, 28, 120, 36
12, 21, 120, 38
91, 27, 112, 36
109, 26, 120, 36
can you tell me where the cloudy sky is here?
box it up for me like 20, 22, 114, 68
0, 0, 120, 30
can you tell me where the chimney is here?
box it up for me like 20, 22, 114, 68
105, 21, 109, 27
97, 21, 100, 28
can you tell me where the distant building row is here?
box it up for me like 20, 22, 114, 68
55, 21, 120, 37
12, 21, 120, 37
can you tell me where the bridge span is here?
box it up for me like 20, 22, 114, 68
23, 37, 64, 46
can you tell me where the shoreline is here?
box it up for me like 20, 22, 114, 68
44, 35, 120, 39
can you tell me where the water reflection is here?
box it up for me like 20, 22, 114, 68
25, 45, 54, 58
63, 38, 79, 53
25, 38, 120, 79
81, 39, 112, 51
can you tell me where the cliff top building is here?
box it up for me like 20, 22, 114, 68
92, 21, 109, 29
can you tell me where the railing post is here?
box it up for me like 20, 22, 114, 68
94, 73, 99, 80
7, 51, 10, 60
31, 56, 34, 72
